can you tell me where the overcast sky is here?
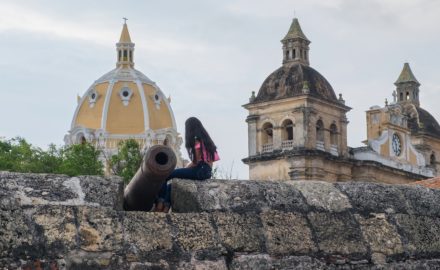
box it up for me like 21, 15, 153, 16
1, 0, 440, 179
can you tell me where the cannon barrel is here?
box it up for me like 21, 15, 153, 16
123, 145, 176, 211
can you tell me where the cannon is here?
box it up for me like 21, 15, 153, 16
123, 145, 176, 211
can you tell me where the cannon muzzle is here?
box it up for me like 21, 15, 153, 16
123, 145, 176, 211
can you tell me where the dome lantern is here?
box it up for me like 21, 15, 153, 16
394, 62, 421, 107
116, 19, 135, 68
281, 18, 310, 66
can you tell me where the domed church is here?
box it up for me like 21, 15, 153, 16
243, 18, 440, 183
65, 22, 183, 170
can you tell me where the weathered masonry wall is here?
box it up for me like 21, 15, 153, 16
2, 171, 440, 269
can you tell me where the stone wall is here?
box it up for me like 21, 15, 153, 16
2, 171, 440, 269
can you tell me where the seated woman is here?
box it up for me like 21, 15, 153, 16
155, 117, 220, 212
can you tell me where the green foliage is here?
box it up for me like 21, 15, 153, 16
0, 137, 103, 176
59, 143, 103, 176
110, 139, 142, 184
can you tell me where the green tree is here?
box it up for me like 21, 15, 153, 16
59, 143, 103, 176
110, 139, 142, 183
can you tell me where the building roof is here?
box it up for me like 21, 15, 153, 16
407, 107, 440, 139
412, 176, 440, 189
251, 62, 342, 105
395, 62, 420, 85
282, 18, 309, 41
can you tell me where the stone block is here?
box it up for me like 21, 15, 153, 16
355, 213, 404, 258
172, 179, 309, 213
0, 208, 33, 258
169, 213, 219, 252
77, 207, 123, 252
0, 172, 123, 209
212, 212, 264, 252
230, 254, 326, 270
394, 214, 440, 256
260, 211, 316, 255
31, 206, 77, 254
170, 180, 200, 213
123, 212, 173, 260
398, 185, 440, 217
336, 182, 409, 214
78, 175, 124, 210
308, 212, 367, 257
287, 180, 352, 212
175, 257, 227, 270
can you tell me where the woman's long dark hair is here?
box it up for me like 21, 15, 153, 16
185, 117, 217, 163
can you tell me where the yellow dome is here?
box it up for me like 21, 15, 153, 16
71, 67, 176, 136
65, 22, 182, 165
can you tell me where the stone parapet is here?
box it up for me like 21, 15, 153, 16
2, 173, 440, 269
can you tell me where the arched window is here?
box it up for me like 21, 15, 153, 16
123, 50, 128, 61
281, 119, 294, 150
431, 153, 436, 166
262, 122, 274, 152
118, 50, 121, 61
282, 119, 294, 141
400, 92, 403, 101
262, 123, 273, 144
406, 92, 410, 100
330, 124, 338, 145
129, 51, 133, 62
285, 50, 289, 59
293, 49, 296, 59
316, 120, 324, 142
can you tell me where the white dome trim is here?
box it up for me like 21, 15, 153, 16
95, 66, 154, 84
151, 84, 177, 130
133, 77, 150, 132
70, 82, 99, 130
100, 79, 117, 131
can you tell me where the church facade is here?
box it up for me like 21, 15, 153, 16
65, 22, 183, 171
243, 18, 440, 184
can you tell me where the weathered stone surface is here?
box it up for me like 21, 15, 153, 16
0, 171, 123, 209
398, 184, 440, 217
230, 254, 326, 270
261, 211, 317, 255
171, 180, 200, 213
77, 207, 123, 252
78, 175, 124, 210
170, 213, 220, 252
355, 213, 404, 259
336, 182, 409, 214
31, 206, 77, 254
176, 257, 227, 270
383, 259, 440, 269
3, 173, 440, 269
308, 212, 367, 257
172, 179, 309, 213
213, 212, 263, 252
0, 208, 33, 259
123, 212, 172, 260
394, 214, 440, 256
287, 180, 352, 212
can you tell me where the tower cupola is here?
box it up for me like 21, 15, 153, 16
116, 19, 135, 68
394, 63, 421, 106
281, 18, 310, 66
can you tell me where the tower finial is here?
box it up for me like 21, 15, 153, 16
123, 17, 128, 24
